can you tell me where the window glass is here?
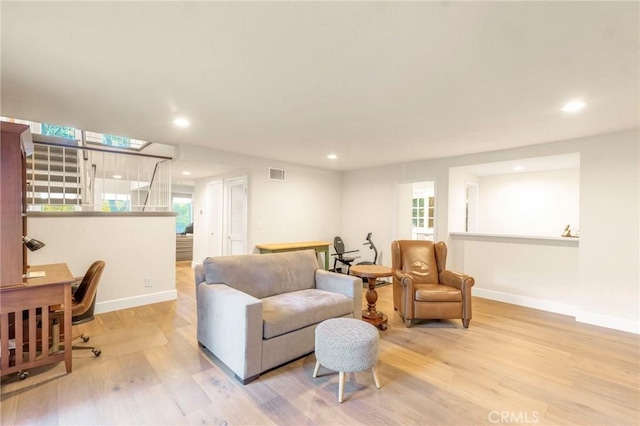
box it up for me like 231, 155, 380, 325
102, 193, 130, 212
173, 196, 193, 233
41, 123, 76, 139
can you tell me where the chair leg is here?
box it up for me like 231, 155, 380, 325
405, 318, 412, 327
338, 371, 345, 403
313, 360, 321, 378
463, 319, 470, 328
371, 365, 381, 389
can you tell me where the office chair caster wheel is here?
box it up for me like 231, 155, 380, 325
92, 348, 101, 357
81, 336, 90, 343
17, 371, 28, 380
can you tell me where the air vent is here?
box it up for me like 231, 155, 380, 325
269, 167, 286, 181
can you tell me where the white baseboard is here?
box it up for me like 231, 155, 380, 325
473, 288, 577, 317
474, 288, 639, 334
575, 310, 640, 334
95, 290, 178, 314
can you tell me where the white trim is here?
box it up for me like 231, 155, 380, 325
95, 290, 177, 314
450, 231, 579, 244
575, 310, 640, 335
473, 288, 576, 317
474, 288, 639, 334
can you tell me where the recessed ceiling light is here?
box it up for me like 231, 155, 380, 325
113, 174, 122, 179
182, 171, 191, 175
561, 100, 586, 113
173, 117, 190, 127
327, 154, 337, 160
513, 166, 525, 171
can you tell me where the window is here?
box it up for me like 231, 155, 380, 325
412, 198, 425, 228
0, 117, 149, 151
412, 197, 435, 229
102, 193, 130, 212
427, 196, 435, 228
40, 123, 77, 139
85, 131, 149, 150
173, 196, 193, 233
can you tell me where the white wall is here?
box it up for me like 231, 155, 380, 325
578, 131, 639, 329
448, 169, 479, 232
27, 214, 177, 313
478, 169, 580, 236
449, 235, 579, 315
341, 129, 640, 333
185, 145, 343, 265
342, 166, 404, 266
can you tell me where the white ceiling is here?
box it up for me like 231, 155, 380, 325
453, 153, 580, 177
1, 2, 638, 173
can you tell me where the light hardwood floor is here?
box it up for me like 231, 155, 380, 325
1, 261, 638, 425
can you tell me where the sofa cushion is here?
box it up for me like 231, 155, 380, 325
203, 250, 318, 299
262, 289, 354, 339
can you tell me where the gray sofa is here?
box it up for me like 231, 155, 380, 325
194, 249, 362, 384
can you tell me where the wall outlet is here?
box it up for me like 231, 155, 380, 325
144, 277, 153, 288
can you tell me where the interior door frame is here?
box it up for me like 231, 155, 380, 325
226, 175, 248, 255
393, 178, 438, 242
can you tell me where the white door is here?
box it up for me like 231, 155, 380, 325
226, 176, 248, 255
207, 181, 223, 257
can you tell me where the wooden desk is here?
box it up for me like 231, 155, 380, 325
256, 241, 331, 270
0, 263, 73, 379
350, 265, 394, 330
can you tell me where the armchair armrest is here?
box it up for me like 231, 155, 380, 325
315, 269, 363, 320
196, 282, 263, 381
439, 269, 475, 293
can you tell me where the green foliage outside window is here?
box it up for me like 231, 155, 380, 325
173, 198, 193, 233
42, 205, 77, 212
103, 134, 131, 148
102, 200, 130, 212
41, 123, 76, 139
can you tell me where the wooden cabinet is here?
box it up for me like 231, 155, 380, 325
176, 235, 193, 261
0, 122, 31, 288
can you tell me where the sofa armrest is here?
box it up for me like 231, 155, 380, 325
196, 282, 263, 382
194, 263, 205, 288
315, 269, 363, 320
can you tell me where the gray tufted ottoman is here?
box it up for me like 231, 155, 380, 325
313, 318, 381, 402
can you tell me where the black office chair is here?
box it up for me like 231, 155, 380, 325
332, 236, 360, 274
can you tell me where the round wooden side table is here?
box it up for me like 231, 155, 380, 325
350, 264, 394, 330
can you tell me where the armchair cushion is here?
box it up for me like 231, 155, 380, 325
397, 243, 439, 284
415, 284, 462, 303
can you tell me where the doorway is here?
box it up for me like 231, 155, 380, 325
394, 180, 436, 241
227, 176, 248, 255
206, 175, 248, 256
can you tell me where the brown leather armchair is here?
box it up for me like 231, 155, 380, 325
392, 240, 474, 328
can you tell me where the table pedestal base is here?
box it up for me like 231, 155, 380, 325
362, 310, 388, 330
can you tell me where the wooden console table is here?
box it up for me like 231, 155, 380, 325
0, 263, 73, 379
256, 241, 331, 270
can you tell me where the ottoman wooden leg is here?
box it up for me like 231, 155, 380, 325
371, 365, 381, 389
338, 371, 345, 403
313, 361, 321, 378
